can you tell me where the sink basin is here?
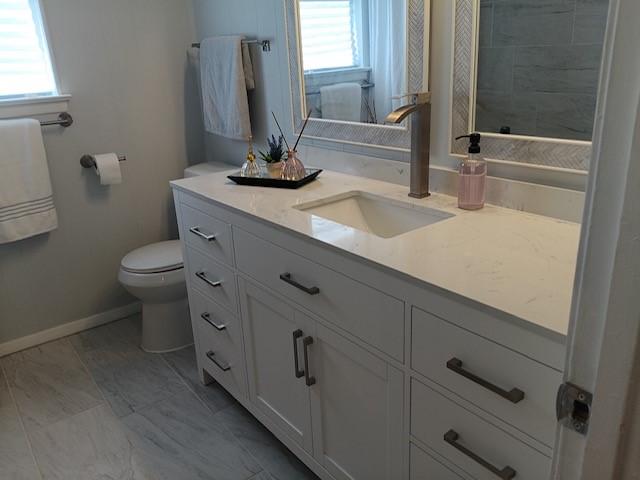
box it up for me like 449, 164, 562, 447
294, 191, 454, 239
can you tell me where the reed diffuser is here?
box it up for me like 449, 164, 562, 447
272, 111, 312, 181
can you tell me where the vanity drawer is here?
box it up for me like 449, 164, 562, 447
186, 247, 238, 313
234, 228, 405, 361
411, 379, 551, 480
410, 444, 466, 480
181, 204, 234, 267
192, 289, 247, 399
411, 307, 561, 447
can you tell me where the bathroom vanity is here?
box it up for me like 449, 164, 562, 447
171, 170, 579, 480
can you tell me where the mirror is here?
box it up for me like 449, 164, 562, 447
285, 0, 427, 149
474, 0, 610, 142
298, 0, 407, 125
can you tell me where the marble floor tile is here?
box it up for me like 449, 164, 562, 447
29, 404, 153, 480
0, 368, 41, 480
249, 472, 275, 480
162, 345, 234, 414
123, 390, 262, 480
215, 404, 319, 480
70, 314, 142, 353
77, 339, 185, 417
1, 339, 103, 433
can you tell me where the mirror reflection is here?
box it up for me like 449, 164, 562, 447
475, 0, 610, 141
299, 0, 407, 124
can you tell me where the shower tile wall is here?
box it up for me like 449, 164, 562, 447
476, 0, 609, 141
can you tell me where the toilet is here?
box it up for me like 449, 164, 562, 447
118, 162, 230, 353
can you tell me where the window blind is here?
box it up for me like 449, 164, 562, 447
299, 0, 359, 71
0, 0, 57, 99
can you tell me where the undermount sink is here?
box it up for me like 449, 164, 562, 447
294, 191, 454, 239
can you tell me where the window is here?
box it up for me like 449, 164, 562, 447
299, 0, 360, 72
0, 0, 57, 100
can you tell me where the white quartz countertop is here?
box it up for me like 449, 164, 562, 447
172, 170, 581, 338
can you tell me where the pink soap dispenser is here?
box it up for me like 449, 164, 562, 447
455, 133, 486, 210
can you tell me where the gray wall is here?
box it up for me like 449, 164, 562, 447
0, 0, 200, 344
476, 0, 609, 141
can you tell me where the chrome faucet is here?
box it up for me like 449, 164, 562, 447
385, 92, 432, 198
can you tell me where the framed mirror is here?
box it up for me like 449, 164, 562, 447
451, 0, 609, 171
285, 0, 429, 149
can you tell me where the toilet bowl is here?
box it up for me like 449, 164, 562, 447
118, 162, 231, 353
118, 240, 191, 353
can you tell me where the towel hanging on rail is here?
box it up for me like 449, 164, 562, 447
0, 119, 57, 244
198, 36, 254, 140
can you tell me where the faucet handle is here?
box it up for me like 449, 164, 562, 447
392, 92, 431, 104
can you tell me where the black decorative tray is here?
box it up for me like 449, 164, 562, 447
227, 168, 323, 189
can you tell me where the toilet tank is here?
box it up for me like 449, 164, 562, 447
183, 162, 232, 178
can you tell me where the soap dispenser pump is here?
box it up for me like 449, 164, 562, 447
455, 133, 486, 210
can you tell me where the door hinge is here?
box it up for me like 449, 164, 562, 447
556, 382, 593, 435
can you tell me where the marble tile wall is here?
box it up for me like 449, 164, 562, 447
476, 0, 610, 141
0, 315, 319, 480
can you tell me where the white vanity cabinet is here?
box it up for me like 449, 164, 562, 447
173, 188, 565, 480
239, 278, 404, 480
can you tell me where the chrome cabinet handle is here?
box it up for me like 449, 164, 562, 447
302, 336, 316, 386
206, 351, 230, 372
292, 330, 305, 379
196, 271, 222, 288
190, 226, 217, 241
446, 358, 525, 404
444, 430, 516, 480
201, 312, 226, 331
279, 273, 320, 296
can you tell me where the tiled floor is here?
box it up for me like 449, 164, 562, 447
0, 315, 319, 480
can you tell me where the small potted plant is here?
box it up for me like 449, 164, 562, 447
259, 134, 287, 177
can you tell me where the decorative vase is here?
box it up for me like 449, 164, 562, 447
281, 150, 306, 181
241, 138, 264, 178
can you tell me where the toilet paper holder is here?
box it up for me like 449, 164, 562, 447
80, 154, 127, 169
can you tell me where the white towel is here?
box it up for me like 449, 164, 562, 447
320, 83, 362, 122
199, 36, 254, 140
0, 119, 57, 244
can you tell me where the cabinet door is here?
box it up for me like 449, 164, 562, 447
239, 279, 314, 453
309, 323, 404, 480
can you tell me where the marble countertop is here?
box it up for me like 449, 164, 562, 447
172, 169, 581, 339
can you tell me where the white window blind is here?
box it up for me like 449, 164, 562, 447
0, 0, 57, 99
300, 0, 359, 71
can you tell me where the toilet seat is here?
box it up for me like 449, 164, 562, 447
121, 240, 183, 274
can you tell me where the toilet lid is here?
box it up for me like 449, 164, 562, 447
121, 240, 183, 274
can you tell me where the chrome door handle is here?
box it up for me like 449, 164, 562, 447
446, 358, 525, 404
292, 330, 305, 379
302, 336, 316, 386
190, 226, 217, 241
279, 273, 320, 295
206, 351, 231, 372
196, 271, 222, 288
201, 312, 226, 331
444, 430, 516, 480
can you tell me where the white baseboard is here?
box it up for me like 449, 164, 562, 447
0, 302, 142, 357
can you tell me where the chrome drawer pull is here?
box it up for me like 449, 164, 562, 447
190, 226, 217, 242
201, 312, 226, 331
279, 273, 320, 296
446, 358, 525, 404
302, 336, 316, 386
292, 330, 305, 379
444, 430, 516, 480
196, 271, 222, 289
206, 351, 230, 372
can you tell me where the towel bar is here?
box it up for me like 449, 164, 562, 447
191, 39, 271, 52
80, 154, 127, 169
40, 112, 73, 128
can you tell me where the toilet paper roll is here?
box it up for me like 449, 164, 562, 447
94, 153, 122, 185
